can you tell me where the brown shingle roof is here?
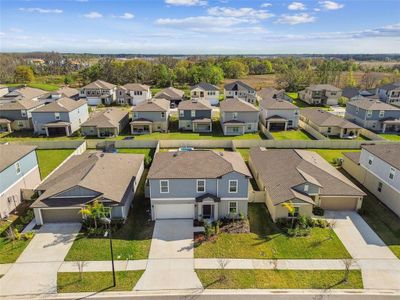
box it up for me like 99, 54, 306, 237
32, 97, 87, 113
220, 98, 258, 112
224, 80, 255, 91
148, 150, 251, 179
81, 108, 128, 128
154, 87, 184, 100
301, 108, 360, 129
178, 99, 212, 110
132, 98, 170, 112
3, 86, 47, 100
122, 83, 149, 91
0, 144, 37, 172
362, 144, 400, 170
307, 84, 341, 92
0, 99, 43, 111
32, 152, 144, 207
348, 99, 400, 111
82, 80, 116, 90
260, 98, 298, 110
249, 147, 365, 205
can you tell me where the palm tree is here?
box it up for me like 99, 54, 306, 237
80, 200, 107, 229
282, 201, 296, 229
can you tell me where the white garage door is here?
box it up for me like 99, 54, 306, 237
155, 204, 194, 219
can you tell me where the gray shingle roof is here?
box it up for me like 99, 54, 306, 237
122, 83, 149, 91
81, 108, 128, 128
362, 144, 400, 170
301, 108, 360, 129
82, 80, 116, 90
32, 97, 87, 113
224, 80, 255, 92
220, 98, 258, 112
0, 144, 37, 173
307, 84, 341, 92
132, 98, 170, 112
178, 99, 212, 110
191, 82, 219, 91
260, 98, 298, 110
378, 82, 400, 91
148, 150, 251, 179
154, 87, 184, 100
0, 99, 43, 111
348, 99, 400, 111
342, 87, 360, 99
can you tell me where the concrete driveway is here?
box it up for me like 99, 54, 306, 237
134, 219, 202, 291
326, 211, 400, 290
0, 223, 81, 296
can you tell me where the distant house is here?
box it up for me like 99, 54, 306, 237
224, 81, 257, 104
300, 108, 361, 138
131, 98, 170, 134
79, 80, 116, 106
178, 99, 213, 132
31, 152, 144, 224
31, 97, 88, 136
376, 82, 400, 104
0, 144, 41, 219
190, 82, 220, 106
257, 87, 293, 102
116, 83, 152, 106
249, 147, 365, 221
81, 108, 129, 138
299, 84, 342, 106
0, 99, 44, 132
219, 98, 259, 135
0, 86, 47, 103
259, 97, 299, 131
154, 87, 184, 108
342, 87, 375, 101
343, 144, 400, 217
345, 98, 400, 133
38, 87, 79, 103
0, 85, 9, 97
147, 150, 251, 221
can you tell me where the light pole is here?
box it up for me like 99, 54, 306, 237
100, 217, 116, 287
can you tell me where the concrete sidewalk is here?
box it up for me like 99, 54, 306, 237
59, 260, 147, 272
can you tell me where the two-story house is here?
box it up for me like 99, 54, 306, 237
257, 87, 293, 103
190, 82, 220, 106
131, 98, 170, 134
345, 98, 400, 133
0, 99, 44, 132
38, 87, 79, 104
0, 86, 47, 104
219, 98, 259, 135
300, 108, 361, 138
0, 144, 41, 218
376, 82, 400, 104
31, 97, 89, 136
259, 97, 299, 131
147, 150, 251, 221
249, 147, 365, 221
31, 152, 144, 224
79, 80, 116, 106
299, 84, 342, 106
154, 87, 184, 108
116, 83, 152, 106
342, 144, 400, 217
224, 81, 257, 104
178, 99, 213, 132
81, 108, 129, 138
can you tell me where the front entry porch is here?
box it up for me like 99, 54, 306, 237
130, 119, 153, 134
196, 193, 220, 221
0, 119, 12, 133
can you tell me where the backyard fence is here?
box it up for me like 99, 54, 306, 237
298, 120, 329, 140
6, 140, 86, 149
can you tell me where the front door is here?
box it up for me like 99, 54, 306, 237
202, 204, 214, 219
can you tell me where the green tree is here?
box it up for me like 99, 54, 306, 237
14, 65, 34, 83
202, 65, 224, 84
79, 200, 107, 229
220, 60, 249, 79
346, 68, 356, 87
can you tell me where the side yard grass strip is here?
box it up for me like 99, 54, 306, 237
196, 269, 363, 289
57, 271, 144, 293
36, 149, 74, 179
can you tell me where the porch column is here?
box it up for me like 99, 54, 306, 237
197, 203, 202, 220
266, 121, 270, 131
213, 203, 218, 220
340, 129, 344, 138
97, 128, 101, 138
130, 124, 134, 134
382, 123, 386, 133
149, 125, 152, 134
7, 123, 11, 132
284, 121, 288, 131
45, 127, 49, 137
209, 122, 212, 132
193, 122, 196, 133
65, 126, 70, 137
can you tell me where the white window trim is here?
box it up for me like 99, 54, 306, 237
228, 201, 238, 214
15, 162, 21, 175
228, 180, 238, 193
368, 155, 374, 165
191, 110, 196, 117
389, 167, 396, 180
304, 184, 309, 192
160, 180, 169, 193
179, 110, 184, 117
196, 179, 206, 193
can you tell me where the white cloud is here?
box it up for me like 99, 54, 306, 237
84, 11, 103, 19
288, 2, 306, 11
156, 16, 255, 28
208, 7, 274, 20
318, 1, 344, 10
19, 8, 63, 14
276, 13, 315, 25
261, 3, 272, 8
118, 12, 134, 19
165, 0, 207, 6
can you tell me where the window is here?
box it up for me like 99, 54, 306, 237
377, 182, 383, 192
133, 112, 138, 118
17, 121, 23, 127
160, 180, 169, 193
232, 127, 239, 133
247, 123, 252, 130
355, 107, 359, 114
367, 110, 372, 118
179, 110, 184, 117
229, 202, 238, 214
197, 180, 206, 193
304, 184, 309, 192
55, 112, 60, 120
289, 207, 300, 217
21, 110, 27, 117
368, 156, 374, 165
191, 110, 196, 117
288, 120, 293, 126
161, 112, 165, 118
327, 127, 331, 133
379, 110, 385, 118
15, 162, 21, 175
389, 167, 396, 180
229, 180, 238, 193
232, 112, 238, 120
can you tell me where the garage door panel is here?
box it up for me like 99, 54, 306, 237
155, 204, 194, 219
320, 197, 357, 211
41, 208, 82, 223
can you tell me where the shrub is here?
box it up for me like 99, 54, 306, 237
313, 206, 325, 216
14, 228, 22, 240
97, 104, 105, 108
144, 156, 153, 168
23, 231, 35, 240
213, 220, 221, 235
204, 221, 213, 240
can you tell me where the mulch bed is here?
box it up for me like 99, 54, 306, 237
194, 219, 250, 245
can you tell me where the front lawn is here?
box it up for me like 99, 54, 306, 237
0, 238, 31, 264
271, 130, 314, 140
197, 269, 363, 289
194, 204, 350, 259
310, 149, 360, 166
57, 271, 144, 293
379, 133, 400, 141
64, 170, 154, 261
36, 149, 74, 179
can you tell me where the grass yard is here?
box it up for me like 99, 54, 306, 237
236, 148, 250, 162
0, 237, 31, 264
0, 130, 84, 142
379, 133, 400, 141
116, 148, 155, 161
271, 129, 314, 140
194, 203, 350, 259
5, 83, 60, 91
65, 169, 154, 261
57, 271, 144, 293
309, 149, 360, 166
36, 149, 74, 179
197, 269, 363, 289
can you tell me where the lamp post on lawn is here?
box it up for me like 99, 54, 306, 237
100, 217, 116, 287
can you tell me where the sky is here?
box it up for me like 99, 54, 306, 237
0, 0, 399, 54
